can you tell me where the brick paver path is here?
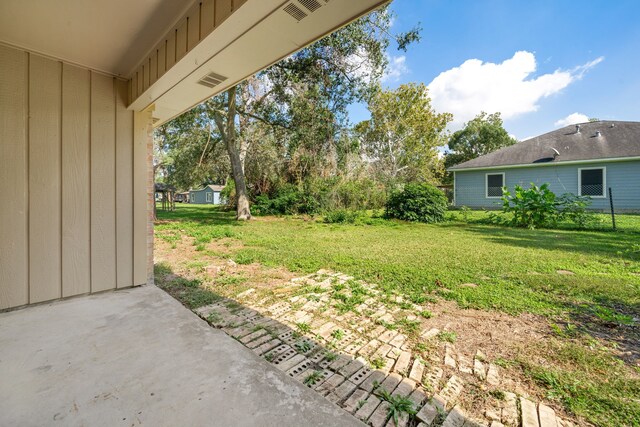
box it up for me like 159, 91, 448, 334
193, 271, 579, 427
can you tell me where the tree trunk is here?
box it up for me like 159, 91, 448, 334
227, 138, 251, 220
215, 86, 252, 220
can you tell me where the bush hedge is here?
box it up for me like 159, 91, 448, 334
385, 183, 448, 223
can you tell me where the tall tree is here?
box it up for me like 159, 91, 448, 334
355, 83, 452, 185
159, 7, 421, 219
444, 112, 517, 174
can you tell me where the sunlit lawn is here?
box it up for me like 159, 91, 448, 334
156, 204, 640, 426
157, 204, 640, 318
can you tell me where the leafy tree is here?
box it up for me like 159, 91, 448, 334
159, 7, 421, 220
157, 108, 229, 191
355, 83, 451, 185
444, 112, 517, 179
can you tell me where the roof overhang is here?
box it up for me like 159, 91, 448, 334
448, 155, 640, 172
133, 0, 389, 126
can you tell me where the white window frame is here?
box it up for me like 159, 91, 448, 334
485, 172, 505, 199
453, 171, 456, 206
578, 167, 606, 198
206, 192, 213, 202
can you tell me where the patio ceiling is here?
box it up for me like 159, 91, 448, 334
0, 0, 190, 77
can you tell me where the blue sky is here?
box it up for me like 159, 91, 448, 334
348, 0, 640, 141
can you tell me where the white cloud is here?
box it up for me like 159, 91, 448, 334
383, 55, 408, 82
554, 112, 590, 127
427, 51, 604, 127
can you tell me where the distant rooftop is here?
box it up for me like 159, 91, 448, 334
449, 121, 640, 170
191, 184, 225, 192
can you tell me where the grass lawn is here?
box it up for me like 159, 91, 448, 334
156, 204, 640, 426
158, 205, 640, 317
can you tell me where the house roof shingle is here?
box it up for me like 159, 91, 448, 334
190, 184, 225, 192
449, 121, 640, 170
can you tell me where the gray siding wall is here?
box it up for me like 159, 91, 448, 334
189, 188, 221, 204
454, 160, 640, 210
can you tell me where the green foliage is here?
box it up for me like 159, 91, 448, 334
444, 112, 517, 176
303, 370, 324, 386
502, 183, 558, 229
157, 7, 422, 219
252, 184, 318, 215
253, 177, 387, 217
437, 331, 457, 343
296, 322, 311, 334
521, 341, 640, 427
323, 209, 361, 224
556, 193, 594, 228
396, 318, 421, 335
459, 205, 471, 221
324, 351, 338, 362
369, 357, 386, 369
356, 83, 451, 184
385, 183, 448, 223
591, 305, 633, 326
295, 340, 313, 353
220, 180, 235, 209
330, 329, 346, 341
376, 388, 417, 426
419, 310, 433, 319
502, 184, 594, 229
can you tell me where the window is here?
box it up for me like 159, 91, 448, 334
579, 167, 606, 197
486, 173, 505, 198
206, 192, 212, 202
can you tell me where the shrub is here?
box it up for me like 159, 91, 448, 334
460, 205, 471, 221
251, 177, 387, 216
501, 183, 558, 229
221, 180, 235, 209
323, 209, 361, 224
556, 193, 593, 228
252, 184, 319, 215
385, 183, 448, 223
501, 184, 593, 229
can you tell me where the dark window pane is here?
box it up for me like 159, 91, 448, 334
487, 174, 503, 187
581, 169, 602, 185
487, 174, 503, 197
581, 169, 603, 196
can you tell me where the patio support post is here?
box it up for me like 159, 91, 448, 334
133, 107, 155, 285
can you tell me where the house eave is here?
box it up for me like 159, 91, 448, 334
448, 155, 640, 172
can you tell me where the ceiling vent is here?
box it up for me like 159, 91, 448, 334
298, 0, 322, 12
283, 3, 308, 21
197, 72, 227, 88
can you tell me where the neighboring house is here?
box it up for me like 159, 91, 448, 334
450, 121, 640, 211
190, 185, 225, 205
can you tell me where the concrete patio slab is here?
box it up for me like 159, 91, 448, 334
0, 285, 364, 427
